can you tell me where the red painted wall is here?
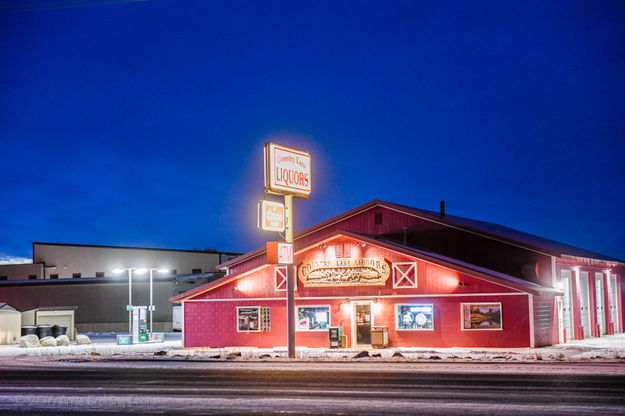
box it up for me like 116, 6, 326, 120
183, 294, 530, 348
183, 236, 532, 348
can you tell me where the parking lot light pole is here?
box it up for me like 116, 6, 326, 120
135, 267, 169, 336
112, 267, 136, 334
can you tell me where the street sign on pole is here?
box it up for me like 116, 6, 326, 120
264, 142, 311, 198
266, 242, 293, 264
260, 142, 311, 359
258, 200, 286, 232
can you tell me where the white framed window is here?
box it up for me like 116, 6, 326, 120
392, 262, 417, 288
274, 266, 297, 292
395, 304, 434, 330
461, 302, 502, 330
296, 305, 330, 331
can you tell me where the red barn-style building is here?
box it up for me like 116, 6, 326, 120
172, 201, 624, 349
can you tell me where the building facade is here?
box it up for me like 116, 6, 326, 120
173, 200, 623, 349
0, 242, 239, 280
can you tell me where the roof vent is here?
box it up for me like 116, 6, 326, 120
440, 200, 445, 218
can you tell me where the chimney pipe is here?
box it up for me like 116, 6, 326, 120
402, 226, 408, 245
440, 200, 445, 218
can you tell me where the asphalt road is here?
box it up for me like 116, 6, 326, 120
0, 360, 624, 415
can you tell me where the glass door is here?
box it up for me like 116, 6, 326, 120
353, 302, 373, 346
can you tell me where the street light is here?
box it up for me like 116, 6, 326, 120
134, 267, 169, 336
112, 267, 136, 334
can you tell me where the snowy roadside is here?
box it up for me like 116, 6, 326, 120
1, 333, 624, 362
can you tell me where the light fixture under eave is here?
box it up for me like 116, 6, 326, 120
135, 268, 148, 274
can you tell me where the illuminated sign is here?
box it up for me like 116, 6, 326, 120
267, 242, 294, 265
264, 142, 311, 198
258, 200, 285, 232
298, 258, 390, 287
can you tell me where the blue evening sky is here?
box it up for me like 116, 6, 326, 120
1, 1, 624, 262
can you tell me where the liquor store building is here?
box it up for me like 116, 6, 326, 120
172, 201, 623, 349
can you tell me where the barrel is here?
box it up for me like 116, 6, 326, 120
51, 325, 67, 337
21, 326, 37, 336
36, 325, 52, 339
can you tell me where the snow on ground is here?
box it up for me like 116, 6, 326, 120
1, 333, 624, 362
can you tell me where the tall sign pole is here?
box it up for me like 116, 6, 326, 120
262, 142, 311, 359
284, 194, 295, 358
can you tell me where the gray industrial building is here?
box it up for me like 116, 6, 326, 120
0, 242, 240, 332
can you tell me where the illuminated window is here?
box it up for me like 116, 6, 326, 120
296, 306, 330, 331
395, 304, 433, 330
237, 306, 270, 332
461, 303, 502, 330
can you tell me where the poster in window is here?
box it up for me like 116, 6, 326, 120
238, 307, 260, 331
462, 303, 502, 330
297, 306, 330, 331
395, 304, 433, 330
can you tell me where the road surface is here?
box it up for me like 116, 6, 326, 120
0, 359, 624, 415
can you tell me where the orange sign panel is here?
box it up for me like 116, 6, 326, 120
267, 242, 293, 265
258, 200, 285, 232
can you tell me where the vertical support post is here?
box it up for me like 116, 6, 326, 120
149, 268, 154, 336
128, 269, 133, 334
285, 194, 295, 359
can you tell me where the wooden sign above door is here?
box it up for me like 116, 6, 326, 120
298, 258, 390, 287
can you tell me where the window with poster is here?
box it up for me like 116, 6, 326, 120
296, 305, 330, 331
395, 304, 434, 330
461, 303, 502, 330
237, 306, 271, 332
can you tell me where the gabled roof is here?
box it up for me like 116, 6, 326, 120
172, 229, 562, 303
217, 199, 624, 272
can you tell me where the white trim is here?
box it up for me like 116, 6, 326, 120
236, 305, 262, 332
181, 301, 185, 347
460, 302, 503, 331
392, 262, 417, 288
551, 257, 557, 288
295, 304, 331, 331
394, 303, 434, 331
185, 292, 526, 302
351, 300, 374, 347
274, 266, 287, 292
528, 294, 535, 348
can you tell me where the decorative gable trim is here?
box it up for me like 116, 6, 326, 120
274, 265, 297, 292
393, 262, 417, 288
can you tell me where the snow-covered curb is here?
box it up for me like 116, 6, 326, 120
0, 340, 182, 357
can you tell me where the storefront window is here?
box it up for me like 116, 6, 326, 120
395, 304, 434, 330
461, 303, 502, 330
237, 307, 260, 332
296, 306, 330, 331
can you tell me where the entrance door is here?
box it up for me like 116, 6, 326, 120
352, 301, 373, 346
595, 273, 606, 335
610, 274, 619, 333
557, 299, 564, 344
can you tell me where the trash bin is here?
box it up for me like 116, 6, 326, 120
329, 326, 343, 349
21, 326, 37, 336
51, 325, 67, 338
371, 326, 388, 348
36, 325, 52, 339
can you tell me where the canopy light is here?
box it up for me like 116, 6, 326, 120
135, 268, 148, 274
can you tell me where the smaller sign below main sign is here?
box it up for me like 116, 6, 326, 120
258, 200, 286, 232
267, 242, 293, 265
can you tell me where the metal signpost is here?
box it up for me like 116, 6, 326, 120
262, 142, 311, 358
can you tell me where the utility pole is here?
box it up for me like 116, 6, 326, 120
285, 194, 295, 358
